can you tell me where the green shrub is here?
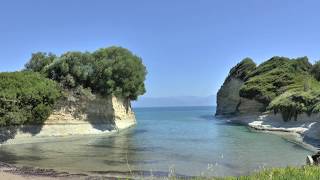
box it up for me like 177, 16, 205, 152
268, 87, 320, 121
240, 56, 312, 105
218, 166, 320, 180
0, 72, 61, 126
25, 52, 56, 73
32, 103, 52, 124
171, 166, 320, 180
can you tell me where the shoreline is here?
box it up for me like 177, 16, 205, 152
0, 161, 87, 180
249, 127, 318, 152
0, 160, 192, 180
220, 113, 320, 153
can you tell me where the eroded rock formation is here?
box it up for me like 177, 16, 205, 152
1, 92, 136, 143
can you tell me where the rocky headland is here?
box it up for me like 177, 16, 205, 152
1, 91, 136, 144
216, 57, 320, 150
0, 46, 146, 144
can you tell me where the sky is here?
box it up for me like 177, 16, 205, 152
1, 0, 320, 98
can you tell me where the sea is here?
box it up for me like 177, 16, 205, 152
0, 106, 312, 177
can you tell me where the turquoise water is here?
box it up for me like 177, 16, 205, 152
0, 106, 312, 177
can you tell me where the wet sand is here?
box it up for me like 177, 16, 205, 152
0, 161, 191, 179
0, 161, 88, 180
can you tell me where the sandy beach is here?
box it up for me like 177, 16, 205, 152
0, 161, 88, 180
0, 172, 55, 180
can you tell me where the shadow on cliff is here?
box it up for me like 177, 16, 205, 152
86, 112, 116, 131
85, 97, 131, 132
0, 125, 44, 143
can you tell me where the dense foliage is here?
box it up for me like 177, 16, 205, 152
26, 46, 147, 100
226, 58, 256, 81
25, 52, 56, 73
0, 72, 61, 126
268, 88, 320, 121
231, 56, 320, 121
240, 56, 312, 104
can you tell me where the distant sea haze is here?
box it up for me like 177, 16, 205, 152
132, 95, 216, 107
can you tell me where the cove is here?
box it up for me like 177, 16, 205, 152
0, 106, 311, 177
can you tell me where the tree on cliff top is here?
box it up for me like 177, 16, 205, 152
25, 46, 147, 100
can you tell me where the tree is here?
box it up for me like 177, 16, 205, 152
0, 72, 61, 126
24, 46, 147, 100
25, 52, 56, 72
93, 47, 147, 100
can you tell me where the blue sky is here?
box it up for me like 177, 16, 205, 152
1, 0, 320, 98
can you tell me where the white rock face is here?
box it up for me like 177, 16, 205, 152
1, 94, 136, 144
228, 113, 320, 151
249, 113, 320, 140
216, 78, 264, 115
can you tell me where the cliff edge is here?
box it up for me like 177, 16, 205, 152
1, 90, 136, 144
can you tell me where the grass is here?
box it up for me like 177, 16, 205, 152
219, 166, 320, 180
168, 166, 320, 180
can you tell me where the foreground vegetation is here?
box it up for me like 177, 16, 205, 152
171, 166, 320, 180
230, 56, 320, 121
0, 46, 146, 126
218, 166, 320, 180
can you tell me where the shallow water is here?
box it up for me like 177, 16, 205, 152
0, 106, 312, 177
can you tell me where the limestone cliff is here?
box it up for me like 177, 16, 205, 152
216, 58, 264, 116
216, 77, 243, 115
1, 92, 136, 143
216, 78, 264, 115
47, 93, 136, 131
